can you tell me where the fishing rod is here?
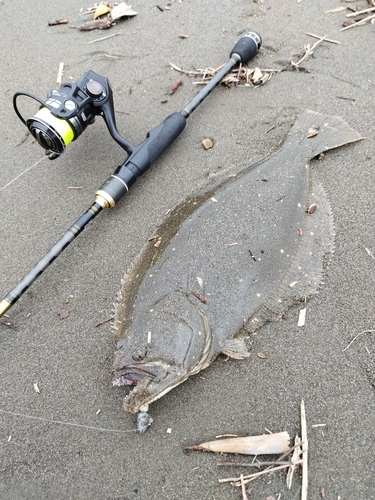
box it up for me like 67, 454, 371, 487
0, 32, 262, 318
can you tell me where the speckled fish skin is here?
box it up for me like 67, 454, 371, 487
112, 110, 363, 413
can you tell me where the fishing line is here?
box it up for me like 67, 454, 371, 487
0, 156, 47, 192
0, 408, 137, 434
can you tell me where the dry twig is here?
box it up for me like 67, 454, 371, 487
340, 13, 375, 30
89, 31, 123, 43
305, 32, 340, 44
346, 6, 375, 17
342, 330, 375, 351
301, 400, 308, 500
57, 62, 64, 85
291, 37, 327, 68
170, 63, 279, 87
286, 434, 302, 489
218, 440, 304, 486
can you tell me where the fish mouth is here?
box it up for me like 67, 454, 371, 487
112, 361, 187, 414
112, 366, 158, 387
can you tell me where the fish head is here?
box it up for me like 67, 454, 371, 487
112, 291, 211, 413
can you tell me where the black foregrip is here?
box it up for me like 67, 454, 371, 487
99, 112, 187, 204
143, 112, 187, 167
230, 32, 262, 64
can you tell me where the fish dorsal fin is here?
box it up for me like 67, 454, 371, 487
286, 109, 363, 160
245, 174, 334, 333
221, 338, 250, 360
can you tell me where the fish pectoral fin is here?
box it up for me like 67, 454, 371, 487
221, 338, 250, 360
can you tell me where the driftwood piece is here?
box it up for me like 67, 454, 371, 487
78, 18, 113, 31
184, 431, 290, 455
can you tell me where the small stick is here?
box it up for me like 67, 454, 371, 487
292, 37, 327, 68
95, 316, 114, 327
240, 474, 248, 500
301, 400, 308, 500
89, 31, 123, 44
342, 330, 375, 351
218, 460, 296, 467
305, 32, 340, 44
286, 434, 301, 489
48, 19, 68, 26
340, 13, 375, 30
57, 62, 64, 85
218, 441, 305, 484
346, 6, 375, 17
223, 461, 303, 486
169, 63, 203, 76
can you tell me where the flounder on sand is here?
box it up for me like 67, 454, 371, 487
112, 110, 362, 413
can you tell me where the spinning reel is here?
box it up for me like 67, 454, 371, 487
13, 70, 131, 160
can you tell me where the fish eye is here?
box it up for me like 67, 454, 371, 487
132, 348, 147, 362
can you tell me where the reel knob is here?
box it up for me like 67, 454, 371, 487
86, 79, 104, 98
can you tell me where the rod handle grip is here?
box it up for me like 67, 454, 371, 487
98, 112, 187, 204
142, 112, 187, 167
230, 32, 262, 64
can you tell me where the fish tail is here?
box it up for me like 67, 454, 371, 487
287, 109, 363, 159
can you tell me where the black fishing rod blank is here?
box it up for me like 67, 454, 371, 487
0, 32, 261, 318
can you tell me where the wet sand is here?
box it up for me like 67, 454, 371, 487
1, 1, 374, 499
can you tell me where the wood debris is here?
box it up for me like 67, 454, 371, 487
77, 18, 113, 31
48, 19, 69, 26
286, 434, 302, 488
325, 6, 347, 13
306, 32, 340, 44
297, 308, 306, 327
57, 62, 64, 85
191, 290, 207, 303
365, 247, 374, 259
291, 36, 327, 69
170, 62, 278, 87
77, 2, 137, 31
169, 78, 182, 95
89, 31, 123, 44
95, 316, 113, 327
342, 329, 375, 352
0, 318, 17, 330
301, 400, 308, 500
184, 431, 290, 455
341, 12, 375, 30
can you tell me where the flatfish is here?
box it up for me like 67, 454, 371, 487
112, 110, 362, 413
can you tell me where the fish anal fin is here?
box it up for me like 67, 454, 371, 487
221, 338, 250, 360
